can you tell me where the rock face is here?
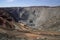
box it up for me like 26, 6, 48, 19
0, 6, 60, 40
1, 6, 60, 31
19, 6, 60, 31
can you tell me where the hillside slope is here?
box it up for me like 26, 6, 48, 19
1, 6, 60, 31
19, 6, 60, 31
0, 6, 60, 40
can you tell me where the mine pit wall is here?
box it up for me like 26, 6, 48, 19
0, 6, 60, 31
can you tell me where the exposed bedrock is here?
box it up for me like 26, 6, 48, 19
1, 6, 60, 31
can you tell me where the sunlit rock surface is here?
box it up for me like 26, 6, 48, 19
0, 6, 60, 40
3, 6, 60, 31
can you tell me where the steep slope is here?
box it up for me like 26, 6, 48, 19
0, 6, 60, 40
1, 6, 60, 31
18, 6, 60, 31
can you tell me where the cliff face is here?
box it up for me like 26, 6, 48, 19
0, 6, 60, 40
1, 6, 60, 31
18, 6, 60, 31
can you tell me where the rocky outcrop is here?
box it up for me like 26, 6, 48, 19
0, 6, 60, 31
19, 6, 60, 31
0, 6, 60, 40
